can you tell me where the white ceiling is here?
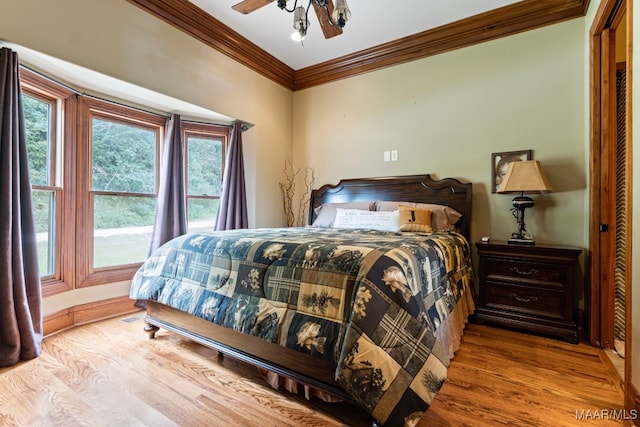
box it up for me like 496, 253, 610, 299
189, 0, 522, 70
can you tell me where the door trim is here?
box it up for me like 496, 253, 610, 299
588, 0, 633, 416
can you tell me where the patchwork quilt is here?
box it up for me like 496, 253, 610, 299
129, 227, 474, 426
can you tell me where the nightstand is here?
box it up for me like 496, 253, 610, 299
475, 241, 582, 343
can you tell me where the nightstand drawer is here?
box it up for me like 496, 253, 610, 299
476, 241, 582, 343
485, 259, 565, 286
485, 282, 563, 319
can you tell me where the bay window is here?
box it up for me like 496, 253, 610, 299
20, 68, 229, 294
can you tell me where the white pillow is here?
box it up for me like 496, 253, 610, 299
311, 201, 375, 227
332, 208, 399, 232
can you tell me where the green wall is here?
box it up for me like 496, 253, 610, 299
293, 20, 586, 249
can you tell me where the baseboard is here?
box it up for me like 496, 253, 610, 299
43, 295, 141, 336
43, 309, 74, 336
600, 349, 625, 393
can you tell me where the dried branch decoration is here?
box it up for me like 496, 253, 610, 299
279, 159, 298, 227
279, 159, 315, 227
297, 166, 315, 227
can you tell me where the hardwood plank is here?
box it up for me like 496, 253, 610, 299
39, 332, 179, 426
0, 316, 626, 426
423, 324, 626, 427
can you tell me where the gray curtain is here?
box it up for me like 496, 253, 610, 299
0, 47, 43, 367
215, 121, 248, 230
149, 113, 187, 254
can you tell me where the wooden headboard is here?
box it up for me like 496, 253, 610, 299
309, 174, 472, 240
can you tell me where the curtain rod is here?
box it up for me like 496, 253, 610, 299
181, 118, 233, 129
19, 64, 248, 131
80, 93, 248, 131
20, 63, 170, 118
82, 91, 169, 118
20, 64, 82, 95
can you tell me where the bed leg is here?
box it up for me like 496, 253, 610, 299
217, 351, 224, 363
144, 322, 160, 339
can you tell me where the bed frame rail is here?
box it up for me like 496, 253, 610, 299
145, 301, 354, 402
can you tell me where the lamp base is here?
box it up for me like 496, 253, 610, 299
508, 237, 535, 245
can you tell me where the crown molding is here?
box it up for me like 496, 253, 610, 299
128, 0, 295, 89
129, 0, 590, 91
295, 0, 590, 90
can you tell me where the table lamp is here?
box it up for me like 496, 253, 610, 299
496, 160, 553, 245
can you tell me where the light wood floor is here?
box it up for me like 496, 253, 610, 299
0, 314, 626, 427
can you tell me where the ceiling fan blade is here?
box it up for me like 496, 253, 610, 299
312, 1, 343, 39
232, 0, 275, 14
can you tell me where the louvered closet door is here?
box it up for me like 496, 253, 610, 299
614, 67, 626, 348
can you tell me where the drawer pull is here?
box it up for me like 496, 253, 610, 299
510, 266, 539, 276
510, 293, 538, 303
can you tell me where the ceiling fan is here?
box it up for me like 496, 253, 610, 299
232, 0, 351, 40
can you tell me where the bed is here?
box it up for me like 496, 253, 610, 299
130, 174, 475, 426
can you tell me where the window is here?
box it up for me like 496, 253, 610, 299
20, 69, 75, 296
91, 116, 158, 268
183, 123, 227, 233
23, 93, 56, 276
77, 98, 166, 287
19, 69, 229, 293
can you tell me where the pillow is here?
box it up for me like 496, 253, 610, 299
311, 201, 375, 227
332, 208, 399, 232
375, 201, 462, 231
398, 205, 432, 232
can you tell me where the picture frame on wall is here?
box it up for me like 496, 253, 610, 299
491, 149, 533, 193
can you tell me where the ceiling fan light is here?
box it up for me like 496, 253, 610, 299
332, 0, 351, 27
292, 6, 310, 35
291, 30, 305, 42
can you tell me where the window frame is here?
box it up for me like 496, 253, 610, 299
76, 97, 166, 288
20, 69, 76, 297
183, 122, 228, 231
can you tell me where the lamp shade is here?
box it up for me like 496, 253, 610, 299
496, 160, 553, 194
